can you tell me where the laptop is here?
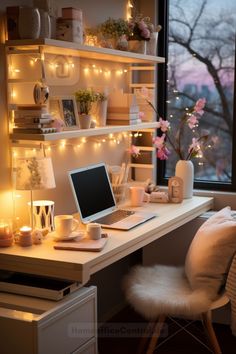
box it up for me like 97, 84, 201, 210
68, 162, 156, 230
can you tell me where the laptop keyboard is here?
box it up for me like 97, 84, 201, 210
94, 209, 135, 225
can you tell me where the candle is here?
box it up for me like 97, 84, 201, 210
20, 226, 32, 236
18, 226, 32, 247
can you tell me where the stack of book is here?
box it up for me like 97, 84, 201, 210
106, 108, 141, 125
13, 104, 57, 134
107, 91, 141, 125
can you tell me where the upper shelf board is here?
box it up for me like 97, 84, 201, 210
10, 122, 158, 142
6, 39, 165, 64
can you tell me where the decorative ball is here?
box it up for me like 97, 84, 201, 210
90, 120, 96, 128
32, 229, 43, 244
51, 118, 65, 132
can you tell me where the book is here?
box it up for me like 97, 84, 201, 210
107, 113, 140, 120
14, 123, 53, 129
107, 118, 142, 125
12, 127, 57, 134
107, 106, 139, 114
14, 111, 51, 118
16, 104, 48, 110
14, 117, 53, 124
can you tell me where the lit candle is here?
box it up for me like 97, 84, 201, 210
20, 226, 32, 236
18, 226, 32, 247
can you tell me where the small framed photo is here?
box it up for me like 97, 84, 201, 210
49, 96, 79, 128
168, 176, 183, 203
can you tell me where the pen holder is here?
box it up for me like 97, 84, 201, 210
112, 183, 128, 205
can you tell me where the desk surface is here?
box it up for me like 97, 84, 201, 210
0, 196, 213, 284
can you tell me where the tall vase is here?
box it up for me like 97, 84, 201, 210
97, 100, 108, 127
19, 7, 40, 40
175, 160, 194, 199
146, 31, 159, 56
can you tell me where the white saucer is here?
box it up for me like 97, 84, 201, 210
52, 231, 85, 242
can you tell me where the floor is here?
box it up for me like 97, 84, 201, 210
98, 306, 236, 354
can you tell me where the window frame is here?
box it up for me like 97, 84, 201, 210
156, 0, 236, 192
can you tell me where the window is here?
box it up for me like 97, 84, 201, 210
157, 0, 236, 191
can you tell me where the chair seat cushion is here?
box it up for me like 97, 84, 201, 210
123, 265, 212, 320
185, 207, 236, 297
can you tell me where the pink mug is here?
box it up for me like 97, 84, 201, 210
129, 186, 150, 207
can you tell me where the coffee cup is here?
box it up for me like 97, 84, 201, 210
129, 186, 150, 207
54, 215, 79, 238
86, 223, 101, 240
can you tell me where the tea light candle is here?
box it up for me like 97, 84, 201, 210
20, 226, 32, 236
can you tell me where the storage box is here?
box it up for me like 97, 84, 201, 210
62, 7, 82, 21
56, 18, 83, 44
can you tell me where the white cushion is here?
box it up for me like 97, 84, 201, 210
185, 206, 236, 298
123, 265, 212, 320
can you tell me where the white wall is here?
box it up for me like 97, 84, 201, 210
0, 0, 129, 225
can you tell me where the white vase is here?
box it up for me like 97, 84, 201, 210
175, 160, 194, 199
19, 7, 40, 40
39, 9, 51, 39
146, 31, 159, 56
97, 100, 108, 127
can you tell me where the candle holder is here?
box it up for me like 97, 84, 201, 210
0, 219, 13, 247
16, 226, 33, 247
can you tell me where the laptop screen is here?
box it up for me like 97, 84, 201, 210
68, 163, 116, 222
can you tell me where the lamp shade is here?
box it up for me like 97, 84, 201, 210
15, 157, 56, 190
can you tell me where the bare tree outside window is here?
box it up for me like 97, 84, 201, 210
166, 0, 235, 182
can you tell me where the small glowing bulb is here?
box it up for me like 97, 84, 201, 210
102, 139, 106, 143
60, 141, 66, 149
129, 133, 133, 137
47, 146, 51, 152
109, 133, 113, 139
81, 137, 87, 143
92, 64, 96, 68
123, 69, 128, 73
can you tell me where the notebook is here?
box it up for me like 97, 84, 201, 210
68, 162, 156, 230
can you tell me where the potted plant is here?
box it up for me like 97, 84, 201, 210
95, 92, 108, 127
127, 15, 155, 54
75, 89, 97, 129
98, 17, 129, 49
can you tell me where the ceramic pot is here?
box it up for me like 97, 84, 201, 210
79, 114, 91, 129
175, 160, 194, 199
33, 82, 49, 104
128, 40, 147, 54
19, 7, 40, 40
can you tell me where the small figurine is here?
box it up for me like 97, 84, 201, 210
32, 229, 43, 244
145, 179, 159, 194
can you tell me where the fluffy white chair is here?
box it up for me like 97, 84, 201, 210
124, 264, 229, 354
123, 207, 236, 354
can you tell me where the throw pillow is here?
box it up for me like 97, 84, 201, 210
185, 206, 236, 298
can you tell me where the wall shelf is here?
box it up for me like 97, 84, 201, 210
10, 122, 158, 142
6, 39, 165, 65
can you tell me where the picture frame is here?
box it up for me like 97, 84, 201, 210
49, 96, 79, 128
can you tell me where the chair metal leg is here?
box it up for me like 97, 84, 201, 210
146, 314, 166, 354
201, 311, 222, 354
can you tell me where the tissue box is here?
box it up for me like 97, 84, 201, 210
56, 18, 83, 44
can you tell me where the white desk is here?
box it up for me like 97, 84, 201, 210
0, 196, 213, 284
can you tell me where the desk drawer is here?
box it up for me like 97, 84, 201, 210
0, 286, 97, 354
